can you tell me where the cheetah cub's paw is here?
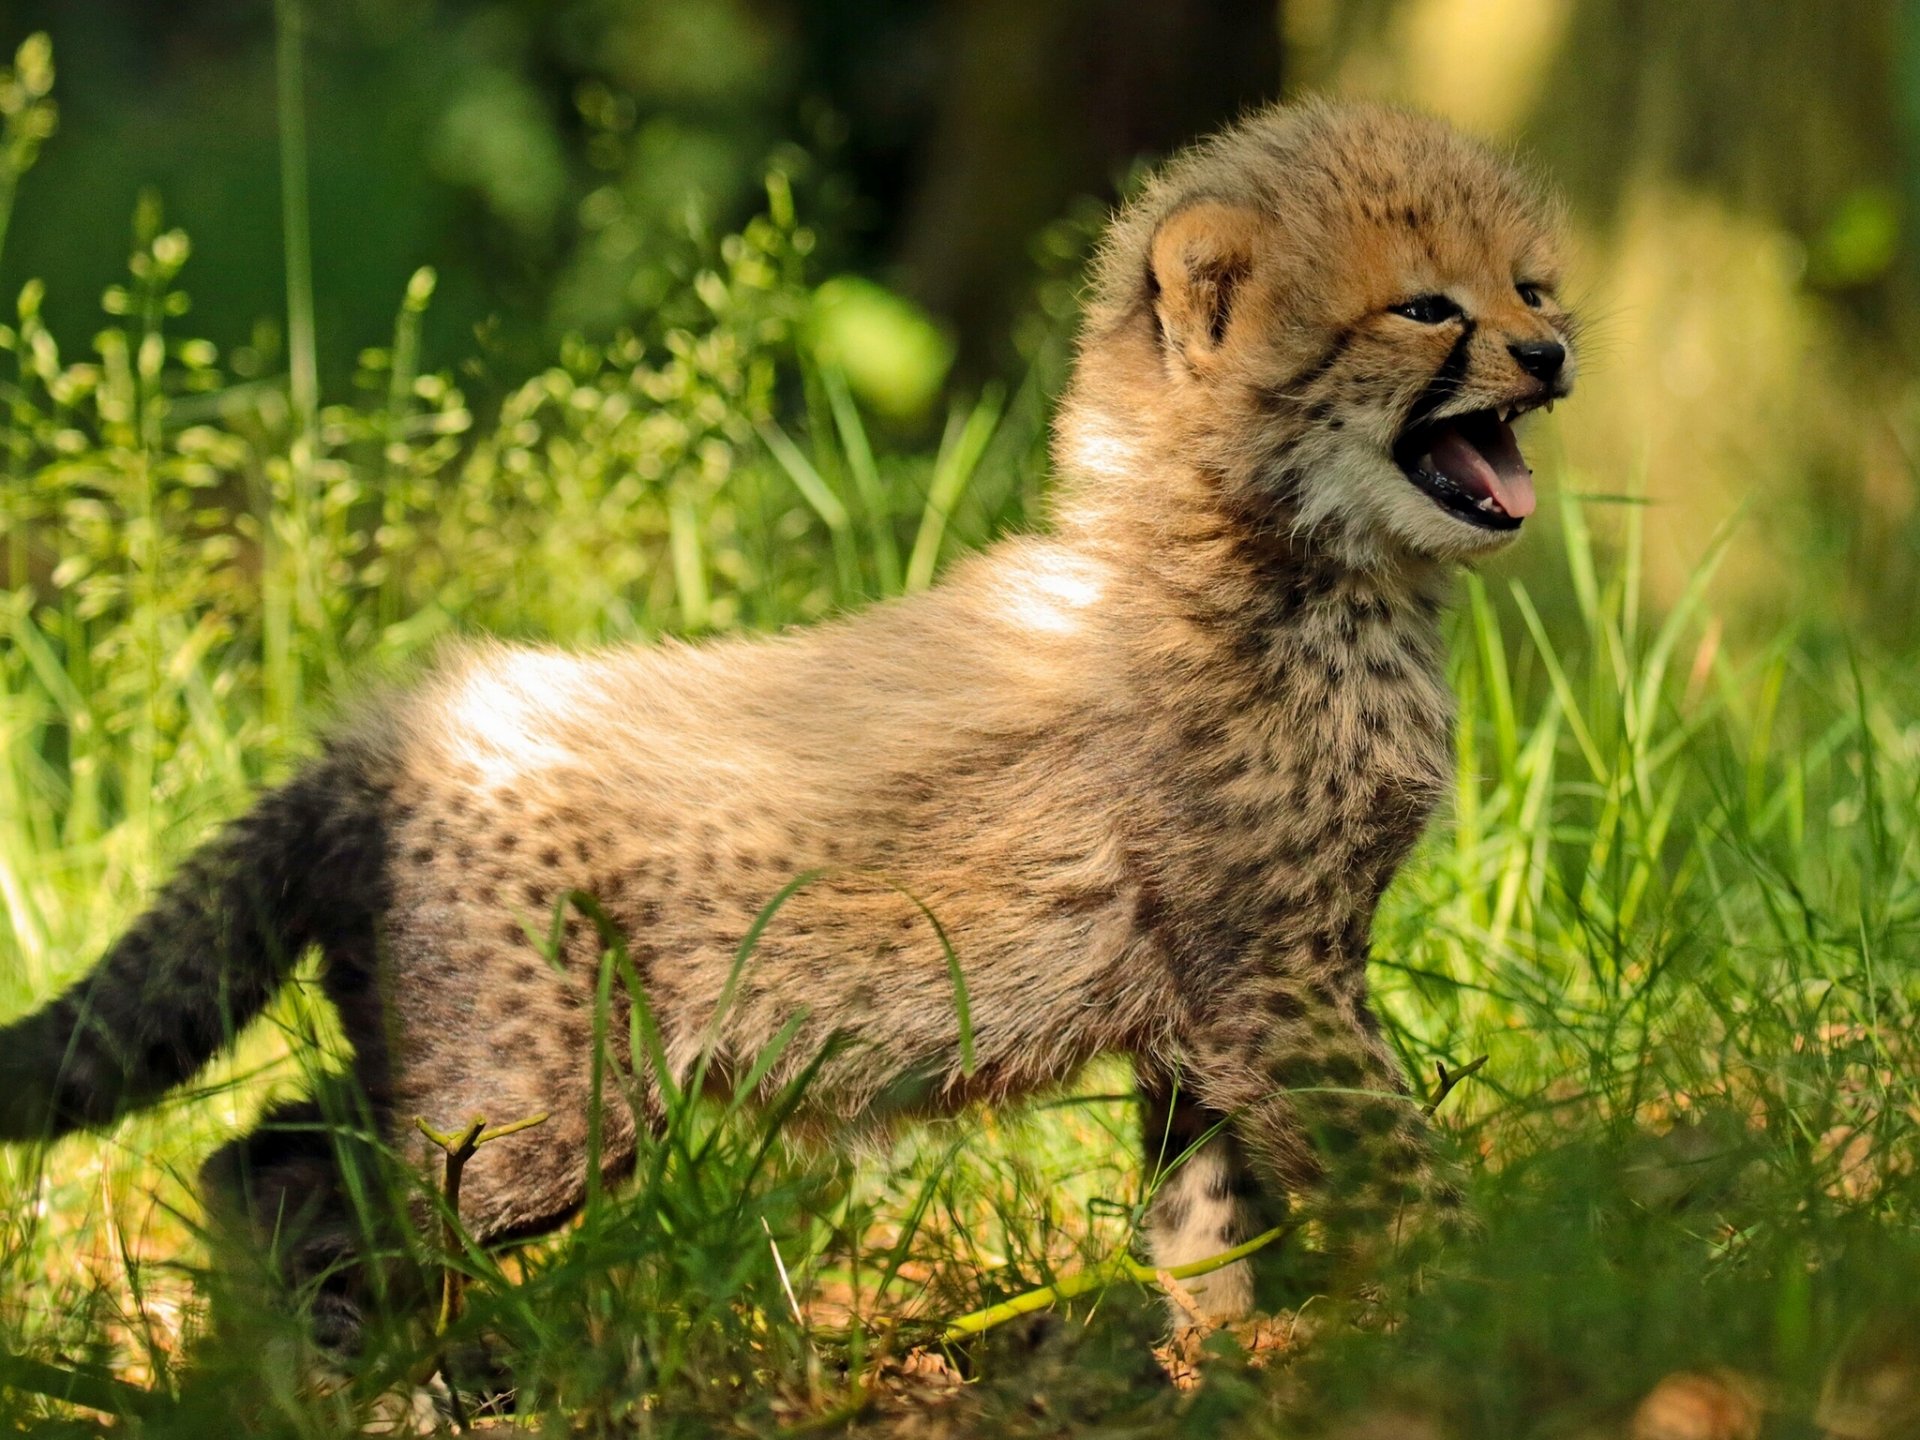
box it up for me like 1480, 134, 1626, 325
1158, 1255, 1257, 1335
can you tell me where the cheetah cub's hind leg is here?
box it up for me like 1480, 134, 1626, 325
198, 1092, 424, 1359
1137, 1070, 1264, 1331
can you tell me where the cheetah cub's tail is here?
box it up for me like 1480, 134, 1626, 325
0, 745, 393, 1142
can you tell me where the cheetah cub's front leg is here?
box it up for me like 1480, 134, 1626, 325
1148, 980, 1465, 1332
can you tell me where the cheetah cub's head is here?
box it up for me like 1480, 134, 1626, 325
1087, 100, 1576, 569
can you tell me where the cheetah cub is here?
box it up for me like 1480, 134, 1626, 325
0, 100, 1575, 1338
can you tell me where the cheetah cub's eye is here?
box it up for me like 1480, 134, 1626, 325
1515, 282, 1546, 309
1389, 294, 1463, 325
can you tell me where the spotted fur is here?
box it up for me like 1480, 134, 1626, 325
0, 100, 1575, 1337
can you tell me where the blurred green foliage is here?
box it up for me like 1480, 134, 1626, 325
1, 0, 1914, 631
0, 0, 1283, 388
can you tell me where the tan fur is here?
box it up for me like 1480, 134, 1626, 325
4, 99, 1576, 1338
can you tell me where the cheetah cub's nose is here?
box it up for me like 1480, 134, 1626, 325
1508, 338, 1566, 383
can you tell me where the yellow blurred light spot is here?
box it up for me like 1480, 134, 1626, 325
808, 276, 954, 423
1395, 0, 1574, 136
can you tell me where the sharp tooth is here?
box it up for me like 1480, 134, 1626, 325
1545, 399, 1555, 414
1500, 405, 1514, 424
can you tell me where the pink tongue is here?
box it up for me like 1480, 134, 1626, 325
1428, 419, 1536, 519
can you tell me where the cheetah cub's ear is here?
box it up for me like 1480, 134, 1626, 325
1148, 202, 1266, 371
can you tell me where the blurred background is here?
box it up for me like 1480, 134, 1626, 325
0, 0, 1914, 630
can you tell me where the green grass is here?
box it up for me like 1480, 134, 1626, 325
3, 30, 1920, 1440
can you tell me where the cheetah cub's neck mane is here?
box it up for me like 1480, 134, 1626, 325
1005, 100, 1575, 930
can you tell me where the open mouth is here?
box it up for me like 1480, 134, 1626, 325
1392, 399, 1547, 531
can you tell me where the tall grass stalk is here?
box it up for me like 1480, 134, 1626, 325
270, 0, 318, 736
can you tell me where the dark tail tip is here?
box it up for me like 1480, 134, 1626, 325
0, 747, 394, 1144
0, 996, 120, 1141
